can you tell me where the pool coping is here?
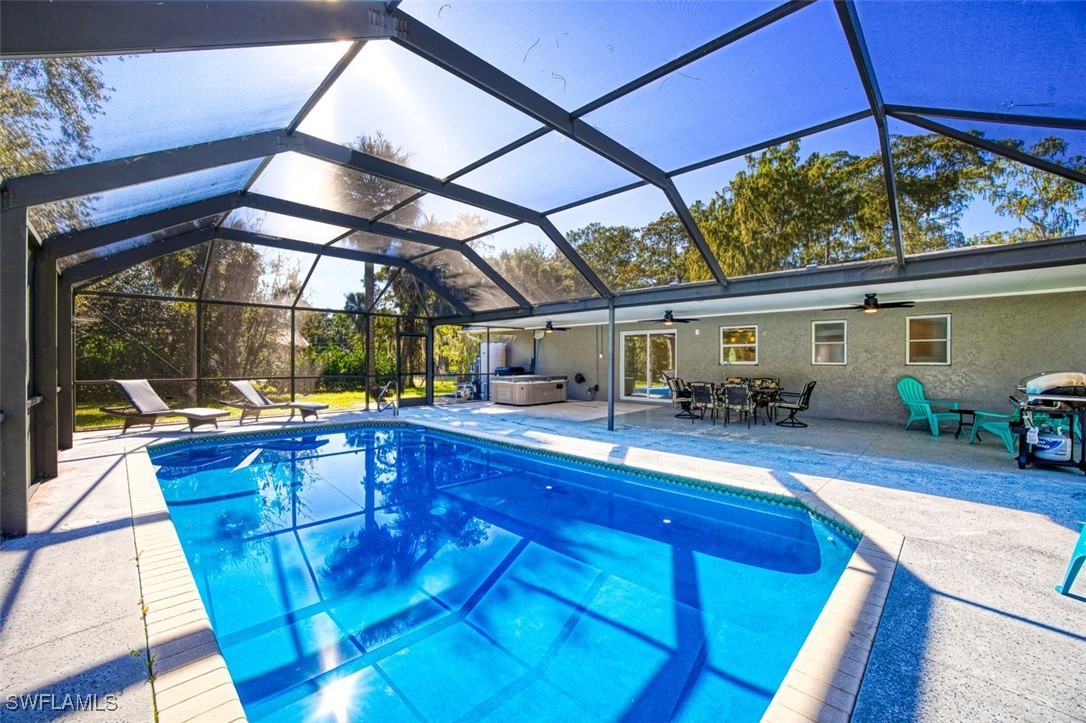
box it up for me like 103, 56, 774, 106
126, 419, 903, 722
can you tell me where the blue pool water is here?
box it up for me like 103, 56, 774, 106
150, 425, 856, 722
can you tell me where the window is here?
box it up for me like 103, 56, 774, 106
812, 320, 847, 365
906, 315, 951, 365
621, 331, 677, 401
720, 325, 758, 365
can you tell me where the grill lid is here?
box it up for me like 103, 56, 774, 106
1022, 371, 1086, 396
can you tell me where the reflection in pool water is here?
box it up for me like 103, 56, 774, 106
152, 426, 855, 722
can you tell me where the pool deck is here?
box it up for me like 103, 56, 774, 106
2, 401, 1083, 721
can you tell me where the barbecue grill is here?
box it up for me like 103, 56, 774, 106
1010, 371, 1086, 475
1021, 371, 1086, 409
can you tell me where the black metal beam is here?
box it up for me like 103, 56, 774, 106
573, 1, 815, 117
217, 227, 472, 315
291, 132, 543, 222
544, 182, 648, 217
0, 206, 31, 536
890, 113, 1086, 187
235, 40, 369, 201
288, 43, 365, 134
62, 228, 216, 284
32, 250, 59, 478
668, 110, 873, 177
44, 194, 241, 259
243, 192, 468, 251
286, 134, 614, 296
57, 278, 74, 450
457, 246, 532, 309
835, 0, 905, 268
445, 127, 551, 183
536, 217, 612, 297
433, 235, 1086, 324
0, 1, 399, 58
386, 13, 728, 285
391, 12, 659, 181
661, 178, 728, 285
42, 188, 524, 313
2, 132, 292, 210
883, 105, 1086, 132
240, 193, 529, 307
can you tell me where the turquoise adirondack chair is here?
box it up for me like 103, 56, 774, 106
1056, 522, 1086, 595
897, 377, 960, 437
970, 411, 1017, 453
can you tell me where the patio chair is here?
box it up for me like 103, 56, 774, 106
897, 376, 959, 437
1056, 522, 1086, 595
721, 382, 756, 428
224, 380, 329, 424
665, 374, 695, 419
688, 382, 719, 425
100, 379, 228, 433
772, 381, 817, 428
969, 411, 1016, 453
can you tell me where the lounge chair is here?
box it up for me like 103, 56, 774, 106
100, 379, 228, 433
224, 380, 329, 424
897, 376, 959, 437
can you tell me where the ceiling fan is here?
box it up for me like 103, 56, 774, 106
638, 310, 700, 326
835, 293, 917, 314
532, 321, 571, 339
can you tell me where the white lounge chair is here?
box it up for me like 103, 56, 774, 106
100, 379, 228, 433
224, 380, 329, 424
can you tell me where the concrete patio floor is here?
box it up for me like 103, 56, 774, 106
2, 401, 1083, 721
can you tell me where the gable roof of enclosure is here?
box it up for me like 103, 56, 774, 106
2, 0, 1085, 324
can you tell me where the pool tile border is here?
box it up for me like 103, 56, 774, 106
135, 418, 903, 722
127, 448, 246, 722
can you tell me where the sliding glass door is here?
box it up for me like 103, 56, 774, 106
621, 331, 676, 401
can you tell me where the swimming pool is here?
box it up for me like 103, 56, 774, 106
150, 424, 857, 721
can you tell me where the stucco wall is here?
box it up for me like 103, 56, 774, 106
535, 325, 611, 401
527, 290, 1086, 423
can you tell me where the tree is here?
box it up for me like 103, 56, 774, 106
640, 213, 713, 286
891, 132, 991, 252
1, 58, 109, 235
298, 311, 367, 390
482, 241, 593, 302
694, 142, 879, 274
433, 325, 477, 377
981, 136, 1085, 243
567, 222, 640, 289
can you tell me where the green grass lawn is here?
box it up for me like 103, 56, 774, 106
75, 382, 457, 431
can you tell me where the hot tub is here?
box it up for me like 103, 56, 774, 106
492, 375, 568, 406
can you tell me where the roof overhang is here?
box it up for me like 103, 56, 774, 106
444, 236, 1086, 328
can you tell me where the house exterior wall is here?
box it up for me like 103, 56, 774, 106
530, 291, 1086, 424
